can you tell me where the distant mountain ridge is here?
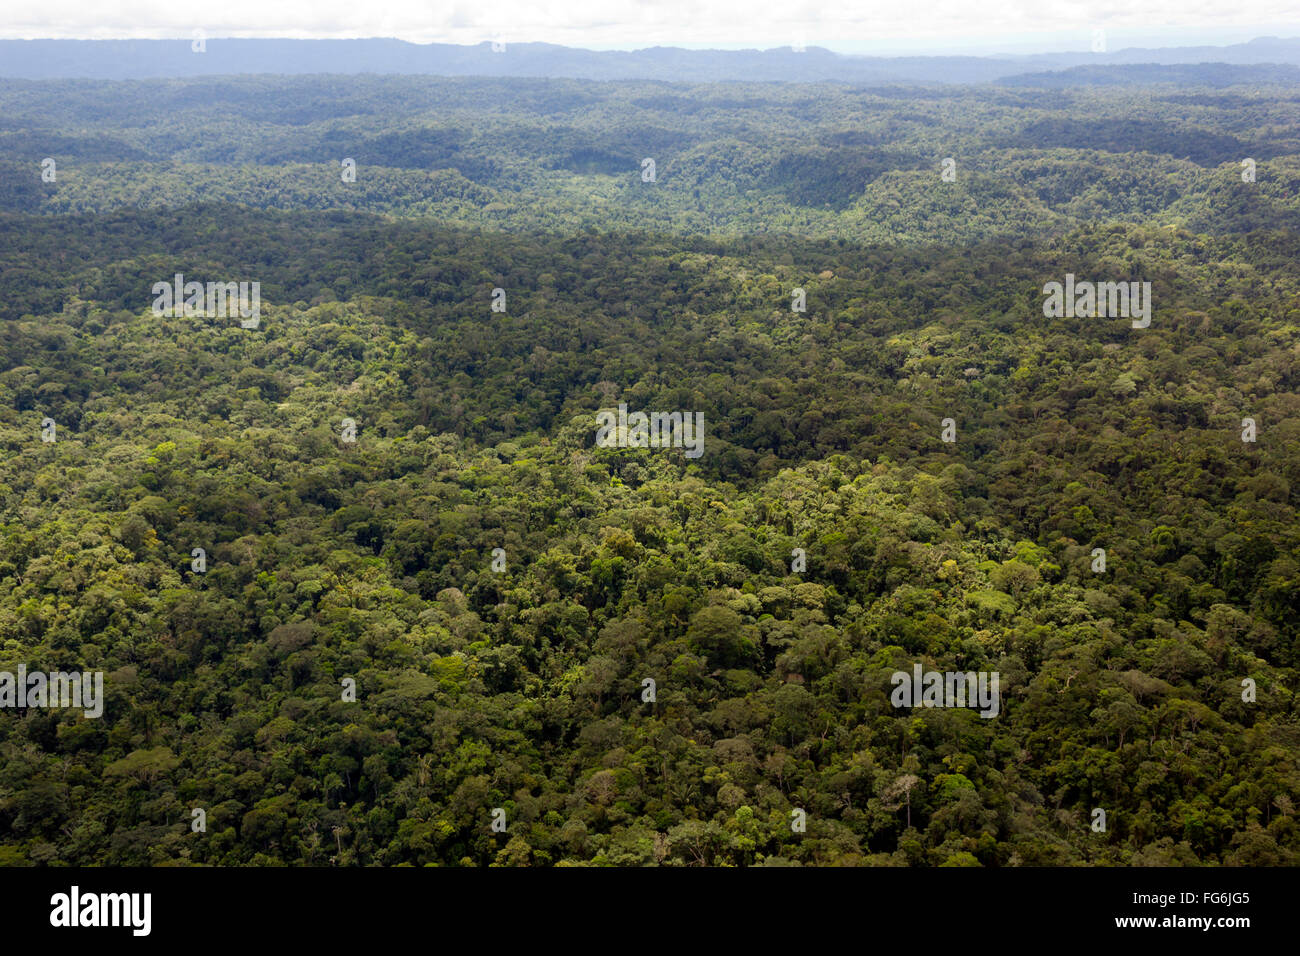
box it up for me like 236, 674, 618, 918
1, 36, 1299, 84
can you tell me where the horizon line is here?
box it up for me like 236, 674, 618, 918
1, 33, 1298, 58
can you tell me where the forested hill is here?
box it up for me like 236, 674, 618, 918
1, 37, 1298, 82
3, 205, 1298, 864
0, 72, 1298, 867
1, 76, 1298, 240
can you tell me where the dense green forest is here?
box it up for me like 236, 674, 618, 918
2, 76, 1299, 239
0, 75, 1298, 866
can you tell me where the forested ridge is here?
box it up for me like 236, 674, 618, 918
2, 76, 1298, 239
0, 74, 1298, 867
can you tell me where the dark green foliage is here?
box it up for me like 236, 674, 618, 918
0, 74, 1297, 867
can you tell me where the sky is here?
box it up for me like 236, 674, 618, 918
1, 0, 1297, 54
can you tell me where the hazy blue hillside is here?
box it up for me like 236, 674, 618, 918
0, 37, 1298, 84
